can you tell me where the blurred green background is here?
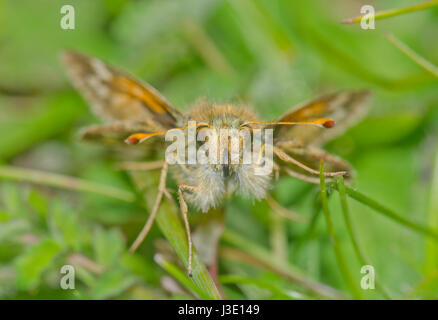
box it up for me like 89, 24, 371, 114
0, 0, 438, 300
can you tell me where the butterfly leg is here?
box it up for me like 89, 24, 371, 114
177, 184, 197, 277
283, 167, 322, 184
274, 147, 346, 177
129, 161, 169, 253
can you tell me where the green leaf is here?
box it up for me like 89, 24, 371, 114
14, 238, 62, 290
0, 184, 23, 217
0, 219, 30, 243
92, 226, 125, 267
49, 200, 87, 251
28, 189, 48, 221
89, 267, 137, 300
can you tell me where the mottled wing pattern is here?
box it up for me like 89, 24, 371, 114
274, 90, 371, 146
77, 121, 158, 145
62, 51, 183, 131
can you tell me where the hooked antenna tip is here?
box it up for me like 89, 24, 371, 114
323, 119, 335, 128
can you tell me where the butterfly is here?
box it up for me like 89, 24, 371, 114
63, 51, 371, 275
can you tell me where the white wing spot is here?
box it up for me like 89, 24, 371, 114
86, 76, 110, 98
91, 59, 113, 81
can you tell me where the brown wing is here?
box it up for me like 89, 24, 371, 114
274, 90, 371, 146
76, 121, 166, 156
77, 121, 157, 144
62, 51, 183, 131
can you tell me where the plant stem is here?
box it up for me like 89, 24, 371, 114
336, 176, 392, 299
341, 0, 438, 24
320, 161, 363, 299
269, 206, 288, 264
0, 165, 137, 203
385, 33, 438, 77
336, 184, 438, 241
336, 177, 367, 264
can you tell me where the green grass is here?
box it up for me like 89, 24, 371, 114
1, 0, 438, 300
341, 0, 438, 24
319, 161, 362, 299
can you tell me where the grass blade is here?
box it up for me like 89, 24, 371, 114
319, 161, 363, 299
294, 193, 322, 251
336, 176, 392, 299
155, 254, 212, 300
336, 177, 368, 265
221, 230, 348, 299
219, 275, 298, 300
335, 184, 438, 241
341, 0, 438, 24
0, 165, 137, 203
129, 170, 222, 300
303, 27, 433, 90
385, 33, 438, 77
